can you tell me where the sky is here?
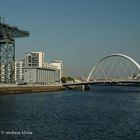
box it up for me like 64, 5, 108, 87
1, 0, 140, 77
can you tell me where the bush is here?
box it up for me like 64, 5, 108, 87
61, 76, 74, 83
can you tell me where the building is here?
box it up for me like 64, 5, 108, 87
51, 60, 63, 81
0, 65, 5, 82
24, 67, 58, 85
15, 60, 24, 83
25, 52, 45, 68
0, 64, 14, 83
24, 52, 61, 85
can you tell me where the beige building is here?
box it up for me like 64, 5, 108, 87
51, 60, 63, 81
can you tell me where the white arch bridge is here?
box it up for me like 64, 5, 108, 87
63, 54, 140, 91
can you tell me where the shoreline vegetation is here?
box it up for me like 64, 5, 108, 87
0, 85, 66, 95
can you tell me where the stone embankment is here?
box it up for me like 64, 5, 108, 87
0, 84, 65, 95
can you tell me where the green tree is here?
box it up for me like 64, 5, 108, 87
61, 77, 67, 83
67, 77, 74, 81
61, 76, 74, 83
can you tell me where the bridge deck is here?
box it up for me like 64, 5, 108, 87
63, 81, 140, 87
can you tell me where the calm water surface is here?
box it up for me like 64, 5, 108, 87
0, 89, 140, 140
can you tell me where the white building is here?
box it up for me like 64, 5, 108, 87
51, 60, 63, 81
15, 60, 25, 82
0, 64, 14, 83
25, 52, 45, 68
24, 52, 61, 85
0, 65, 5, 82
24, 67, 58, 85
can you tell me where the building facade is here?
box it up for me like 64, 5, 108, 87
15, 60, 24, 82
24, 68, 58, 85
0, 65, 5, 83
24, 52, 61, 85
0, 63, 15, 83
51, 60, 63, 81
25, 52, 45, 68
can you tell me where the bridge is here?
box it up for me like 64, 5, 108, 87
63, 54, 140, 91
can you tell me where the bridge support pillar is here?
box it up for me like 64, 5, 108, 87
82, 85, 90, 91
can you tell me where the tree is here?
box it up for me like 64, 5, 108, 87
61, 77, 67, 83
61, 76, 74, 83
67, 76, 74, 81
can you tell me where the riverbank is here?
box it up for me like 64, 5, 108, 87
0, 85, 66, 95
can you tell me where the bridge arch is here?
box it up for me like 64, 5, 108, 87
87, 54, 140, 82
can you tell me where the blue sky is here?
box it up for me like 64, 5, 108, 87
1, 0, 140, 77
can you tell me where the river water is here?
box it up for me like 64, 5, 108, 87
0, 89, 140, 140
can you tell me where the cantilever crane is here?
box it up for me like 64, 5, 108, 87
0, 17, 29, 83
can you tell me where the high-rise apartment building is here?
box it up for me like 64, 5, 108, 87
15, 60, 25, 82
25, 52, 45, 68
0, 64, 14, 83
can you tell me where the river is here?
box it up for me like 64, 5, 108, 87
0, 89, 140, 140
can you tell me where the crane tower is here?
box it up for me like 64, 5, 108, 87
0, 17, 29, 83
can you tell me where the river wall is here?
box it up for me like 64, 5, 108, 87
0, 85, 65, 95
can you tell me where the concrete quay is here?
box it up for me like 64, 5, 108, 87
0, 84, 65, 95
